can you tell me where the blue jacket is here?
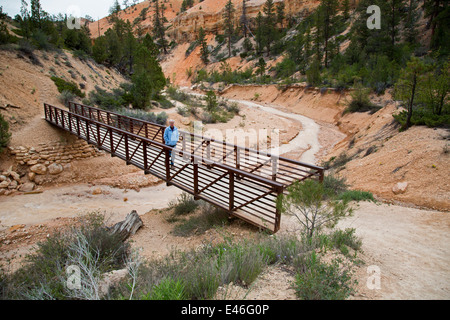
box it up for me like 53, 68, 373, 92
164, 126, 180, 146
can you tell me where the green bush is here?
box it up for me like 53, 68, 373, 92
51, 76, 85, 98
393, 110, 450, 129
0, 113, 11, 153
345, 84, 380, 114
329, 228, 363, 252
58, 90, 76, 106
116, 108, 168, 126
142, 278, 186, 300
169, 193, 199, 217
338, 190, 375, 203
294, 252, 356, 300
323, 174, 349, 197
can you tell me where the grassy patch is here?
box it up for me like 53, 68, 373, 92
338, 190, 376, 203
1, 213, 129, 300
112, 232, 362, 301
172, 202, 230, 237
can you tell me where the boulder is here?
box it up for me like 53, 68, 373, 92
8, 180, 18, 189
19, 182, 35, 192
28, 172, 36, 182
0, 180, 10, 188
0, 175, 6, 182
27, 160, 39, 166
30, 164, 47, 175
92, 188, 103, 195
48, 163, 64, 175
10, 171, 21, 182
393, 182, 408, 195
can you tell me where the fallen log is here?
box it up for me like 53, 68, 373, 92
108, 210, 143, 241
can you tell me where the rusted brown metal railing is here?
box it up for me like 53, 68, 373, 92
45, 102, 325, 233
67, 102, 325, 187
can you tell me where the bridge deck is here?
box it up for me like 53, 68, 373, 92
44, 102, 325, 233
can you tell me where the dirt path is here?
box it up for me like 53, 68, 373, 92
184, 89, 338, 164
0, 183, 183, 230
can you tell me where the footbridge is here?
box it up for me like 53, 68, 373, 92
44, 102, 325, 233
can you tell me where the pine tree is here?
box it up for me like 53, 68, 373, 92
277, 2, 285, 29
30, 0, 42, 29
198, 27, 209, 64
386, 0, 406, 48
423, 0, 449, 53
255, 12, 264, 55
131, 44, 166, 109
223, 0, 235, 58
394, 57, 427, 129
153, 0, 168, 54
20, 0, 31, 39
342, 0, 350, 20
241, 0, 249, 38
404, 0, 419, 45
315, 0, 339, 68
262, 0, 277, 55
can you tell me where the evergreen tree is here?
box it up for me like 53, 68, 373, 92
198, 27, 209, 64
423, 0, 449, 54
255, 12, 264, 55
223, 0, 235, 58
315, 0, 339, 68
262, 0, 277, 55
153, 0, 168, 54
241, 0, 249, 38
131, 44, 166, 109
30, 0, 42, 29
386, 0, 406, 49
404, 0, 419, 45
277, 2, 285, 29
394, 57, 428, 129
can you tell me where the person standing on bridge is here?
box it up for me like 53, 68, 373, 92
164, 119, 180, 168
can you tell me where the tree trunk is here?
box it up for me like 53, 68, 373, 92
406, 73, 417, 129
109, 210, 143, 241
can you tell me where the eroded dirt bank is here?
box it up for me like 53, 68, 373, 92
218, 84, 450, 211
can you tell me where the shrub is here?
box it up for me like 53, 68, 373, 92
393, 110, 450, 129
323, 174, 349, 197
17, 40, 42, 66
294, 252, 356, 300
329, 228, 362, 252
169, 193, 199, 216
58, 90, 77, 106
0, 113, 11, 153
277, 180, 353, 238
51, 76, 85, 98
116, 108, 168, 126
323, 152, 353, 170
345, 83, 380, 114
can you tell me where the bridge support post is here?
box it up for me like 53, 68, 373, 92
165, 148, 171, 187
229, 171, 234, 212
194, 162, 199, 200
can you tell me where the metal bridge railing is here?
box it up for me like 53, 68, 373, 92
45, 103, 294, 232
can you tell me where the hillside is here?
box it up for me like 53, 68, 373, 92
89, 0, 185, 38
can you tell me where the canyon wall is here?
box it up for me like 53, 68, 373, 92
167, 0, 321, 42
